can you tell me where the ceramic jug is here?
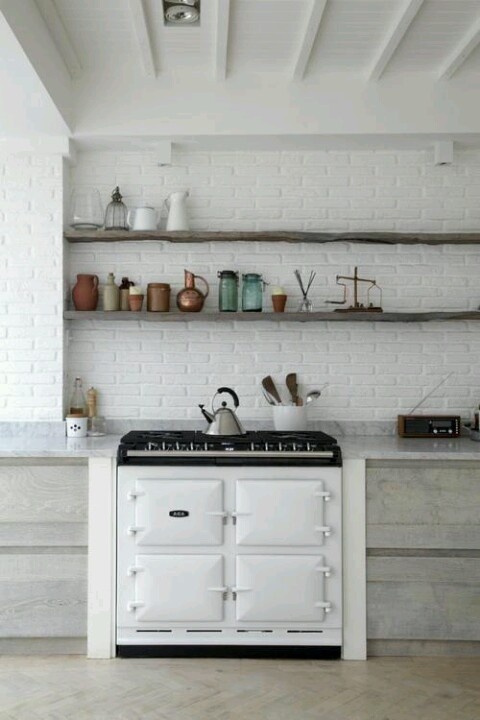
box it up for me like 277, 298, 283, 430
127, 206, 159, 231
176, 270, 209, 312
72, 274, 99, 311
166, 191, 189, 231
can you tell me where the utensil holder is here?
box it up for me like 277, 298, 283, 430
272, 406, 307, 431
66, 415, 88, 438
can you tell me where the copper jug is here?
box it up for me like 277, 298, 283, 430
72, 274, 99, 311
176, 270, 209, 312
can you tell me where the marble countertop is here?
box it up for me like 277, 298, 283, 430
0, 433, 480, 460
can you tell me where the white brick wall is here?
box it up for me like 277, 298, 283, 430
65, 148, 480, 423
0, 154, 64, 421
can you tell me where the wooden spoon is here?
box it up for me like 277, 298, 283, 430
286, 373, 300, 406
262, 376, 282, 405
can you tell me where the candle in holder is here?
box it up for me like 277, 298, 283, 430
271, 286, 287, 312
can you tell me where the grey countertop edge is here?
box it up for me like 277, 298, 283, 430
0, 434, 480, 460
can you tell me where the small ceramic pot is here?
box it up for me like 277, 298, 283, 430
129, 294, 144, 312
272, 294, 287, 312
66, 415, 88, 438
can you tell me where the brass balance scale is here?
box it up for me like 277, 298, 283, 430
326, 266, 383, 312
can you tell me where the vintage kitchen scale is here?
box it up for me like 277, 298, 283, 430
326, 266, 383, 312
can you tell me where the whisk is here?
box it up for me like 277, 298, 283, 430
294, 269, 316, 312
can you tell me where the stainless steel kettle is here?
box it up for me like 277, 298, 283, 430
199, 387, 246, 436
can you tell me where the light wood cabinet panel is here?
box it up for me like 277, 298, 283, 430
367, 461, 480, 549
0, 554, 87, 638
367, 557, 480, 641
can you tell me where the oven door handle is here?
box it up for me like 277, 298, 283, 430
314, 525, 332, 537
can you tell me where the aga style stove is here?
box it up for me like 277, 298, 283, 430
117, 430, 342, 658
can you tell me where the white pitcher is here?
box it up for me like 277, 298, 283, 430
165, 190, 190, 231
127, 206, 159, 231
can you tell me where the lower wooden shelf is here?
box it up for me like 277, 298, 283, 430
63, 310, 480, 323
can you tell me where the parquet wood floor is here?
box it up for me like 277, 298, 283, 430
0, 655, 479, 720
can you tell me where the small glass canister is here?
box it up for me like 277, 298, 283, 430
218, 270, 238, 312
147, 283, 171, 312
104, 186, 128, 230
242, 273, 264, 312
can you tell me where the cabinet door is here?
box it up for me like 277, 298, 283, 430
133, 479, 224, 546
131, 554, 225, 622
235, 479, 328, 546
235, 555, 330, 622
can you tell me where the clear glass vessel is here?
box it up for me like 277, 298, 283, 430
242, 273, 264, 312
218, 270, 238, 312
104, 186, 128, 230
69, 187, 103, 230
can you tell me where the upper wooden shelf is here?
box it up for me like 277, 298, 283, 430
63, 311, 480, 323
64, 230, 480, 245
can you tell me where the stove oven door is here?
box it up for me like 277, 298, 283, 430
127, 554, 225, 622
235, 555, 330, 622
130, 478, 225, 546
235, 479, 330, 546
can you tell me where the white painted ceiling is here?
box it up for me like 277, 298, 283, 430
34, 0, 480, 79
2, 0, 480, 146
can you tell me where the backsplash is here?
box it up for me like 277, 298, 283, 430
66, 149, 480, 424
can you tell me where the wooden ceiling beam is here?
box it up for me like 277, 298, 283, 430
35, 0, 81, 78
438, 18, 480, 80
292, 0, 327, 81
128, 0, 156, 78
368, 0, 424, 81
214, 0, 230, 81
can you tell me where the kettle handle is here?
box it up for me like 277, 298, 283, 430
216, 387, 239, 409
194, 274, 209, 299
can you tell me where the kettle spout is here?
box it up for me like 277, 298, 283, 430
198, 404, 214, 424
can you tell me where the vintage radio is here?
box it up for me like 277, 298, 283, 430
397, 414, 460, 438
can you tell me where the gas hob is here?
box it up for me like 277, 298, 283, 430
118, 430, 342, 466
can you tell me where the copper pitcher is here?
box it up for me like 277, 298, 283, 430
176, 270, 209, 312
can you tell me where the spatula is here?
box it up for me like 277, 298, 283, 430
262, 376, 282, 405
286, 373, 301, 406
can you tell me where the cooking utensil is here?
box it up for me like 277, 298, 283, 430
305, 384, 329, 404
262, 388, 277, 406
286, 373, 299, 406
262, 376, 282, 405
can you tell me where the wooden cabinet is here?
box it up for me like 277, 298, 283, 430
366, 460, 480, 656
0, 459, 88, 654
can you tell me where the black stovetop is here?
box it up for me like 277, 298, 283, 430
117, 430, 342, 467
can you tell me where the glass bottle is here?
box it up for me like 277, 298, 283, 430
69, 377, 86, 415
218, 270, 238, 312
69, 187, 104, 230
242, 273, 264, 312
104, 186, 128, 230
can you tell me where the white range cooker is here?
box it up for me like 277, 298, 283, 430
116, 430, 342, 658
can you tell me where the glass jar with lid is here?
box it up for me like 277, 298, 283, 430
242, 273, 264, 312
218, 270, 238, 312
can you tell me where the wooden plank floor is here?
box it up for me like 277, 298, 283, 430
0, 656, 479, 720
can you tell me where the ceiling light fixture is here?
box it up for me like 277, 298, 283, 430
164, 0, 200, 25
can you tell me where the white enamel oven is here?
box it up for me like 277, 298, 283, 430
117, 465, 342, 655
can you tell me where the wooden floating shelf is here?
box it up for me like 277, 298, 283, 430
64, 230, 480, 245
63, 311, 480, 323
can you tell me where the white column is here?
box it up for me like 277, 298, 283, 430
87, 457, 116, 658
342, 458, 367, 660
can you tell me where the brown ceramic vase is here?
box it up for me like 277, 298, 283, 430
72, 274, 99, 311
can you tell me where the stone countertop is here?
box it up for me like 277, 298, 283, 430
0, 432, 480, 460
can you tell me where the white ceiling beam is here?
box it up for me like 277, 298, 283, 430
368, 0, 424, 81
128, 0, 156, 77
292, 0, 327, 81
0, 0, 72, 129
438, 18, 480, 80
214, 0, 230, 81
35, 0, 82, 78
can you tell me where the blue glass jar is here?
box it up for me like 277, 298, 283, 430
218, 270, 238, 312
242, 273, 264, 312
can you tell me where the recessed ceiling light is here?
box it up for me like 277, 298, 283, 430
165, 4, 199, 24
